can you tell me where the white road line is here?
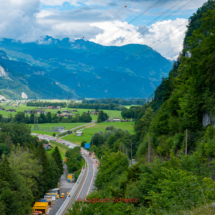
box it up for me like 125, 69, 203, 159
76, 156, 89, 199
86, 163, 95, 196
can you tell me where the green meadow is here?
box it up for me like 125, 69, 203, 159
62, 121, 134, 145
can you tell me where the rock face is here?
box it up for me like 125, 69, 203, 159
22, 92, 28, 99
0, 66, 7, 77
202, 112, 215, 127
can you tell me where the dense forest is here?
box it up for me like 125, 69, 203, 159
68, 102, 127, 111
68, 1, 215, 214
0, 123, 63, 215
27, 101, 67, 108
0, 111, 92, 124
82, 98, 145, 105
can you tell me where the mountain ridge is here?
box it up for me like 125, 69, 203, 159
0, 36, 173, 99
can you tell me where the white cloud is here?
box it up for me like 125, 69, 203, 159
0, 0, 208, 59
90, 18, 188, 60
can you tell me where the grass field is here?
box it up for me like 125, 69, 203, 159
47, 140, 69, 160
30, 122, 87, 135
62, 121, 135, 145
0, 103, 122, 120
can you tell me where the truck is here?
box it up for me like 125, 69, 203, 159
32, 212, 42, 215
33, 202, 49, 215
93, 155, 96, 159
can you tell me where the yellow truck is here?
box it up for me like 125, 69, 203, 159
93, 155, 96, 159
33, 202, 49, 215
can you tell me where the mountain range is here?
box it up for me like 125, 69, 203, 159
0, 36, 173, 99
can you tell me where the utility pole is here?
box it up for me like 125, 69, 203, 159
185, 129, 188, 155
67, 94, 70, 112
148, 136, 150, 163
34, 115, 38, 130
131, 141, 133, 165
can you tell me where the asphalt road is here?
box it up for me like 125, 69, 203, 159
75, 152, 96, 201
31, 133, 97, 213
49, 164, 74, 215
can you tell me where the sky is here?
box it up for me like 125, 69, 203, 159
0, 0, 209, 60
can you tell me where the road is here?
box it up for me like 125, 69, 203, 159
49, 164, 75, 215
31, 133, 98, 213
75, 151, 97, 201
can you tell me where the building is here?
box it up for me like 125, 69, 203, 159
122, 119, 128, 122
76, 131, 83, 136
15, 105, 20, 107
0, 108, 5, 110
47, 106, 53, 109
37, 110, 47, 114
57, 106, 61, 109
24, 110, 31, 114
55, 127, 65, 132
43, 144, 53, 151
62, 110, 71, 114
91, 111, 96, 115
6, 109, 16, 112
72, 109, 78, 112
113, 118, 121, 122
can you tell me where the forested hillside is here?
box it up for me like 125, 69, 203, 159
0, 36, 172, 99
68, 1, 215, 214
0, 123, 63, 215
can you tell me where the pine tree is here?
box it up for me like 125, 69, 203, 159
35, 142, 52, 195
52, 147, 64, 175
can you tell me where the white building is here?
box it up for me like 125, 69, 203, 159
113, 118, 121, 122
76, 131, 83, 136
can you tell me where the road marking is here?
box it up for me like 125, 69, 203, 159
76, 156, 89, 199
86, 162, 95, 196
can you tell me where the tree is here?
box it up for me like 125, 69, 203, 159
97, 111, 108, 123
52, 147, 64, 175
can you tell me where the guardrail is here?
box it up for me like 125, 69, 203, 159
55, 163, 87, 215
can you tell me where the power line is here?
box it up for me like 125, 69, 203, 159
35, 0, 190, 95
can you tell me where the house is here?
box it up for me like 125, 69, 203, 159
122, 119, 128, 122
72, 109, 78, 112
24, 110, 31, 114
43, 144, 53, 151
91, 111, 96, 115
113, 118, 121, 122
37, 110, 47, 114
57, 106, 61, 109
62, 110, 71, 114
0, 108, 5, 110
76, 131, 83, 136
47, 106, 53, 109
105, 119, 112, 122
6, 109, 16, 112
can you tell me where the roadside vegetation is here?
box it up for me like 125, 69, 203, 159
68, 1, 215, 214
0, 123, 63, 215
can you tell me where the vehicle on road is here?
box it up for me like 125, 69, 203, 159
67, 192, 69, 196
82, 152, 84, 155
61, 193, 64, 198
93, 155, 96, 159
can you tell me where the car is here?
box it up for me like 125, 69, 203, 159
82, 152, 84, 155
61, 193, 65, 198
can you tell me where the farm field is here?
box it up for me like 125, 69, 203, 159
62, 121, 134, 145
0, 103, 122, 120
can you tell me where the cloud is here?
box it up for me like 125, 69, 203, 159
90, 18, 188, 60
0, 0, 207, 59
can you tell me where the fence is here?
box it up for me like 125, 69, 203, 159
55, 163, 87, 215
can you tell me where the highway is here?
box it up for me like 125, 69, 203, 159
32, 133, 98, 213
76, 151, 97, 201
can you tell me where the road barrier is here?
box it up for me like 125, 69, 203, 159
55, 163, 87, 215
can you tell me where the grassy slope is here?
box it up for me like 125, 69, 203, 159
62, 121, 135, 145
47, 140, 69, 160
